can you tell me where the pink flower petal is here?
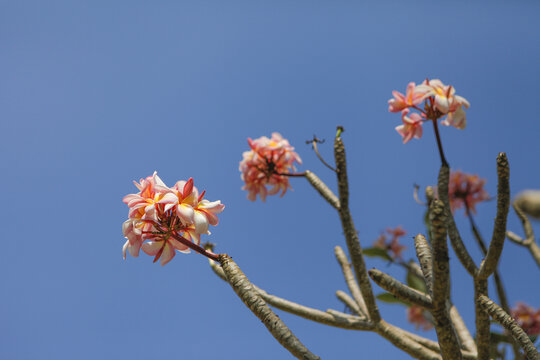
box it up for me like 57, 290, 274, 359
160, 242, 176, 266
183, 178, 194, 198
193, 211, 209, 234
142, 240, 163, 256
176, 204, 195, 224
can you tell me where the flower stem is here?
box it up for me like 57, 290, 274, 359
277, 171, 307, 177
171, 233, 220, 261
431, 119, 448, 167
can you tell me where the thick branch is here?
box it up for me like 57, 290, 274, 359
467, 208, 520, 358
209, 259, 374, 331
430, 200, 462, 360
414, 234, 434, 296
368, 269, 433, 309
305, 170, 340, 210
376, 320, 442, 360
397, 327, 477, 360
334, 246, 368, 316
438, 165, 478, 276
478, 295, 540, 360
218, 255, 320, 360
478, 153, 510, 280
449, 305, 477, 355
474, 279, 490, 360
334, 133, 380, 322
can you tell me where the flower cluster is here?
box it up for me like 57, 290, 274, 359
122, 172, 225, 265
511, 303, 540, 336
389, 79, 470, 143
407, 305, 434, 331
373, 226, 407, 260
239, 132, 302, 201
447, 170, 490, 214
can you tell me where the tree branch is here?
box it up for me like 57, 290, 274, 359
430, 199, 463, 360
334, 131, 381, 322
478, 295, 540, 360
478, 153, 510, 280
305, 170, 340, 210
218, 255, 321, 360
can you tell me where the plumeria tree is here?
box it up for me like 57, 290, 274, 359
121, 79, 540, 360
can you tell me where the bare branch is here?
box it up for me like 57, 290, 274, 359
336, 290, 363, 316
438, 165, 478, 276
478, 295, 540, 360
209, 259, 374, 331
475, 279, 490, 360
430, 199, 463, 360
305, 170, 340, 210
334, 246, 368, 316
507, 202, 540, 268
218, 255, 321, 360
376, 320, 442, 360
478, 153, 511, 280
414, 234, 434, 296
368, 269, 433, 309
334, 132, 381, 322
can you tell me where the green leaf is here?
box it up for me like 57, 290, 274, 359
363, 247, 392, 261
406, 266, 427, 293
376, 292, 410, 306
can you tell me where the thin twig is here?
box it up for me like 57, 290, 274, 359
306, 136, 337, 172
218, 255, 321, 360
507, 202, 540, 268
478, 295, 540, 360
414, 184, 427, 205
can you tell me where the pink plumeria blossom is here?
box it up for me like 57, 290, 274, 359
122, 172, 224, 265
446, 170, 490, 214
388, 82, 433, 113
511, 303, 540, 336
373, 226, 407, 260
239, 132, 302, 201
395, 109, 424, 143
389, 78, 470, 144
422, 79, 470, 129
407, 305, 433, 331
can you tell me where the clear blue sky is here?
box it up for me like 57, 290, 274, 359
2, 1, 539, 359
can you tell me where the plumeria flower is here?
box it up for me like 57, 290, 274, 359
395, 109, 424, 143
422, 79, 470, 129
407, 305, 434, 331
122, 172, 224, 265
388, 82, 433, 113
239, 132, 302, 201
446, 170, 490, 214
373, 226, 407, 260
511, 303, 540, 336
388, 79, 470, 146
